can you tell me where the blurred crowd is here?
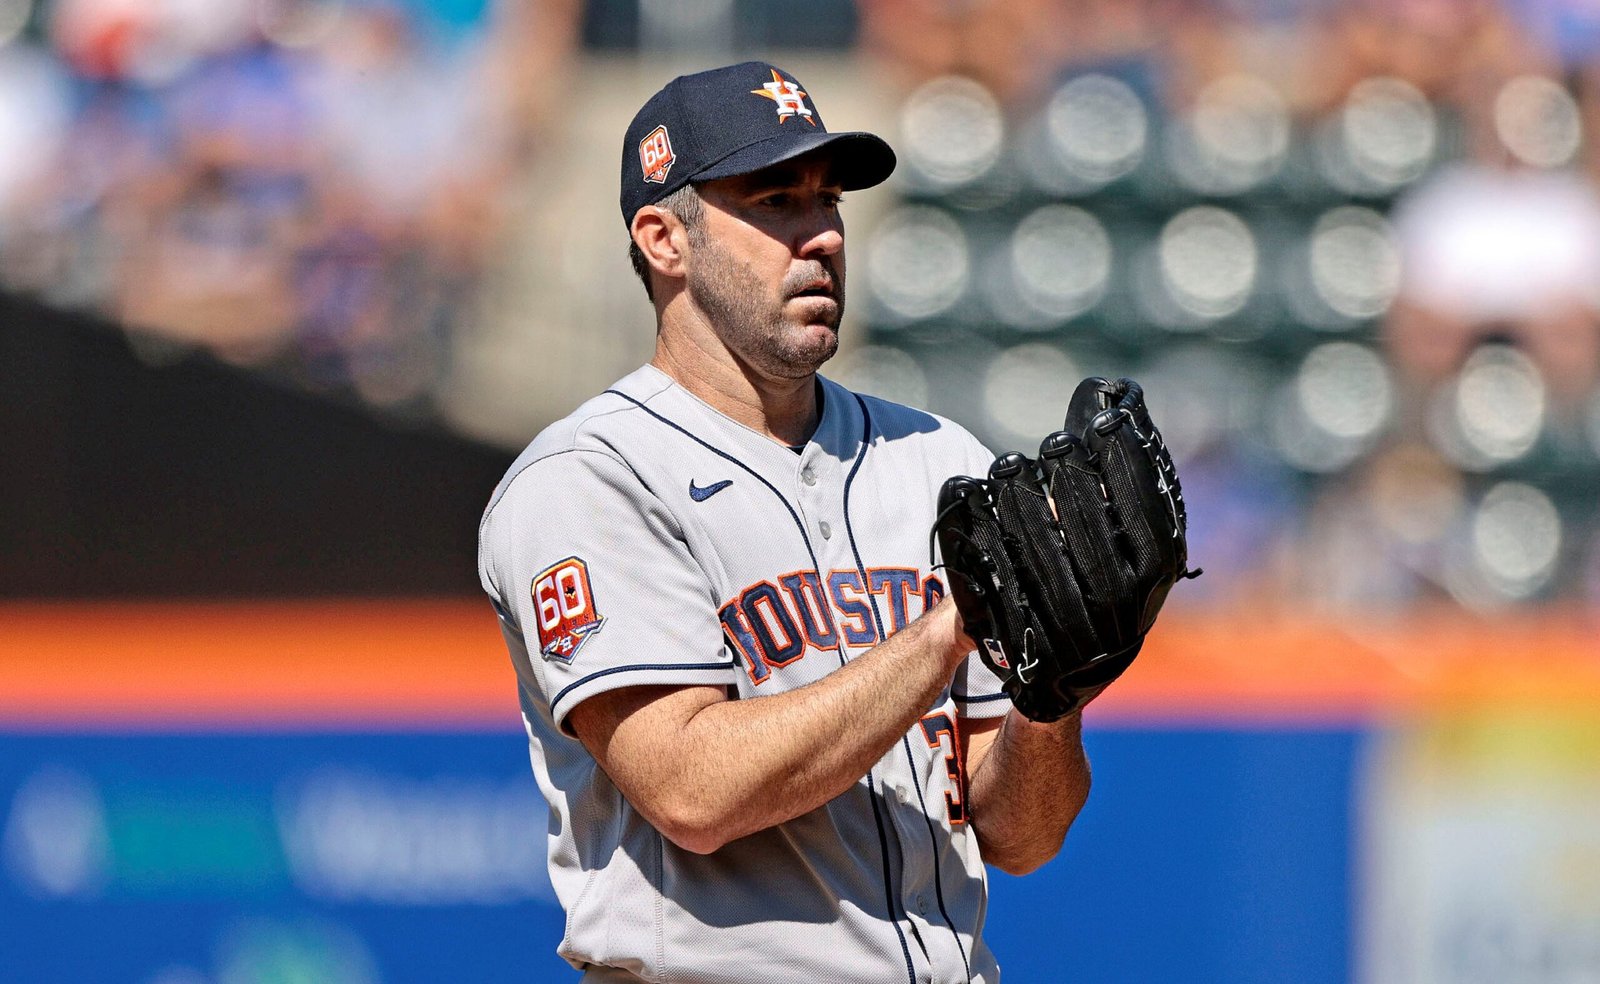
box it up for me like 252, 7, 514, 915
842, 0, 1600, 613
3, 0, 1600, 613
0, 0, 578, 410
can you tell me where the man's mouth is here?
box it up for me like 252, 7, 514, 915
791, 280, 835, 300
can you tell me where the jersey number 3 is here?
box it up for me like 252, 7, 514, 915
533, 557, 606, 664
920, 712, 968, 826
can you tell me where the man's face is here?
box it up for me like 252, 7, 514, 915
685, 156, 847, 381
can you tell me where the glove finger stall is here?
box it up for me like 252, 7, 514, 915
934, 476, 999, 646
934, 473, 1039, 689
1039, 430, 1136, 631
1094, 381, 1191, 634
986, 453, 1102, 667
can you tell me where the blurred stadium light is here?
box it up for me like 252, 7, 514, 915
1000, 204, 1112, 326
900, 75, 1005, 192
1164, 74, 1290, 196
1322, 76, 1439, 195
1032, 73, 1148, 193
865, 204, 970, 323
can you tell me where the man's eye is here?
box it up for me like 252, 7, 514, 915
823, 193, 844, 209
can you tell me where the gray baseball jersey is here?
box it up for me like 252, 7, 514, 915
478, 364, 1011, 984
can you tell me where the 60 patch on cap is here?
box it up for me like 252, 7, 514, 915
533, 557, 605, 663
639, 125, 675, 184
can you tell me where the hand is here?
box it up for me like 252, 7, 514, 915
926, 595, 979, 677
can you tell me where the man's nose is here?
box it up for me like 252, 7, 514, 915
798, 218, 843, 258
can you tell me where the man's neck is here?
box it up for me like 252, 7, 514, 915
651, 329, 820, 447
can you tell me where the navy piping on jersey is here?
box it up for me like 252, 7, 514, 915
603, 388, 920, 984
551, 660, 739, 718
842, 392, 974, 984
951, 691, 1010, 704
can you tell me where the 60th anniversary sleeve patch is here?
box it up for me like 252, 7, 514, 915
532, 557, 606, 663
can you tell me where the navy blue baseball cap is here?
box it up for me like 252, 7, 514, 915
620, 61, 897, 228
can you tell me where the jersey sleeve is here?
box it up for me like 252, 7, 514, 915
945, 426, 1011, 721
480, 448, 737, 733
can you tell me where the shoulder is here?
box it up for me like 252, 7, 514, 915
821, 376, 992, 464
481, 367, 676, 524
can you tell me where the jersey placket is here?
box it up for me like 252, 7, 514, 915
798, 440, 929, 981
792, 444, 853, 620
813, 433, 969, 984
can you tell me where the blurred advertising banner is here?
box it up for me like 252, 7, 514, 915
0, 601, 576, 983
0, 733, 571, 984
1, 601, 1598, 983
1359, 710, 1600, 984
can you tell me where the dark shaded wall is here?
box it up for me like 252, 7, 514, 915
0, 295, 518, 596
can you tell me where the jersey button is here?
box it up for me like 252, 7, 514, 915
802, 468, 817, 486
819, 521, 832, 539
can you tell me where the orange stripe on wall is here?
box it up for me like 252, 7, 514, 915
1, 601, 1597, 728
1106, 605, 1600, 723
0, 600, 516, 730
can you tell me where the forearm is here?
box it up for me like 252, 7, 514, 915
966, 710, 1092, 875
602, 599, 970, 852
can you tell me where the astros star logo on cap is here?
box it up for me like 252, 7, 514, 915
751, 68, 816, 126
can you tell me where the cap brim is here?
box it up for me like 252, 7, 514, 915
694, 130, 896, 191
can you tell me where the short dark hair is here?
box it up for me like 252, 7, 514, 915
629, 184, 705, 302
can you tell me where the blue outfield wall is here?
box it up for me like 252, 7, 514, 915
0, 728, 1361, 983
997, 727, 1359, 984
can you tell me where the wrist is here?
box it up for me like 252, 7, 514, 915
933, 597, 976, 671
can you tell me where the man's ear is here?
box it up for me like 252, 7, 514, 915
631, 206, 688, 283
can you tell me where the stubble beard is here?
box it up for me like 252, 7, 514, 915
687, 237, 845, 381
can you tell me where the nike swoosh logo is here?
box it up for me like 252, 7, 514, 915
689, 479, 733, 502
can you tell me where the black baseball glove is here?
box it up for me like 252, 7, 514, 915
933, 377, 1199, 722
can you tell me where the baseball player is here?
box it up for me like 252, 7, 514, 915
478, 62, 1098, 984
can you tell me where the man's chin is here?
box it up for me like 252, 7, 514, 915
798, 320, 841, 358
767, 323, 839, 378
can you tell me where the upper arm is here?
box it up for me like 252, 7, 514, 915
568, 683, 729, 836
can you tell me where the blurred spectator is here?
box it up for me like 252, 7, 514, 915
1300, 0, 1546, 113
859, 0, 1250, 111
0, 0, 578, 408
1172, 439, 1302, 609
1506, 0, 1600, 72
1386, 73, 1600, 411
115, 29, 314, 361
1289, 440, 1465, 610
